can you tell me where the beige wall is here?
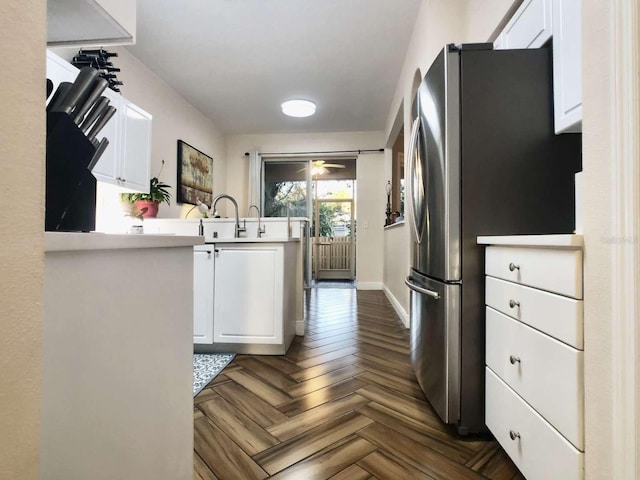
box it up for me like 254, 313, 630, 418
0, 1, 46, 479
464, 0, 521, 42
109, 47, 227, 220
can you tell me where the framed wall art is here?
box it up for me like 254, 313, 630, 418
177, 140, 214, 206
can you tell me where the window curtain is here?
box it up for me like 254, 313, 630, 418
247, 150, 262, 210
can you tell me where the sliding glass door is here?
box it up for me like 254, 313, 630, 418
262, 161, 310, 218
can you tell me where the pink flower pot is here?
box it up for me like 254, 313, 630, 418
134, 200, 159, 218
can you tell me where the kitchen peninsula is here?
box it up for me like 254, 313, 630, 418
145, 216, 309, 348
41, 232, 202, 480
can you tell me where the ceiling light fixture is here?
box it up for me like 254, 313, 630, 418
281, 99, 316, 118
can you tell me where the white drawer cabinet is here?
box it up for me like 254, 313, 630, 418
486, 276, 583, 348
485, 245, 582, 298
486, 307, 584, 449
479, 235, 584, 480
486, 368, 584, 480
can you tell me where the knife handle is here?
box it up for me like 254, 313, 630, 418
87, 106, 116, 142
50, 67, 99, 115
72, 77, 109, 125
88, 138, 109, 171
80, 97, 110, 134
47, 82, 72, 112
46, 79, 53, 100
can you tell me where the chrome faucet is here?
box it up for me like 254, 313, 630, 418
247, 204, 266, 238
211, 194, 246, 238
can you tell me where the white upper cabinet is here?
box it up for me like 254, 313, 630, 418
494, 0, 553, 49
91, 92, 151, 192
494, 0, 582, 134
46, 50, 151, 193
47, 0, 136, 46
552, 0, 582, 133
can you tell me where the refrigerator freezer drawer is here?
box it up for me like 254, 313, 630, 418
486, 367, 584, 480
485, 276, 583, 349
407, 273, 460, 424
485, 246, 583, 298
486, 307, 584, 450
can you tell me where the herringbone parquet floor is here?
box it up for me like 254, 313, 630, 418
193, 284, 524, 480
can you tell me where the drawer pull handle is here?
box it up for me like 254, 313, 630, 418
508, 263, 520, 272
509, 430, 521, 441
509, 299, 520, 309
509, 355, 521, 365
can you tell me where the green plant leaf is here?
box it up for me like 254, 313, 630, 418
121, 176, 172, 205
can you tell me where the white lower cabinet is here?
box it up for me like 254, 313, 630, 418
193, 246, 214, 344
478, 235, 584, 480
214, 244, 283, 345
193, 241, 297, 354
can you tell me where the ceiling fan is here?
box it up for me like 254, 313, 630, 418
298, 160, 346, 175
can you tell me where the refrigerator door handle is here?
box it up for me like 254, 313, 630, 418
406, 115, 423, 243
405, 276, 440, 299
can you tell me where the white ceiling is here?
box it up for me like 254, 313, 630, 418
127, 0, 422, 135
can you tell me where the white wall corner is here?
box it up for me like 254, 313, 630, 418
355, 282, 383, 290
295, 320, 305, 336
383, 285, 409, 328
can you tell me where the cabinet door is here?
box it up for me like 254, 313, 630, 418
553, 0, 582, 133
495, 0, 552, 49
213, 245, 283, 344
91, 88, 122, 183
46, 50, 79, 106
119, 100, 152, 192
194, 249, 214, 344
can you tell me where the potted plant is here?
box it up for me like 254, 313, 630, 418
121, 161, 172, 218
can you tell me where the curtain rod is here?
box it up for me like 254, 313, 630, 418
244, 148, 383, 157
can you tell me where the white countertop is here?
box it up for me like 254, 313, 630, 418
146, 217, 309, 223
477, 234, 583, 248
45, 232, 204, 252
204, 237, 299, 244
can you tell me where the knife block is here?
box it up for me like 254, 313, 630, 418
45, 112, 97, 232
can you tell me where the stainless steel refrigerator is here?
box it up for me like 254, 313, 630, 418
405, 44, 581, 434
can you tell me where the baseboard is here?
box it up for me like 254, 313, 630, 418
383, 285, 409, 328
295, 320, 305, 336
355, 282, 383, 290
